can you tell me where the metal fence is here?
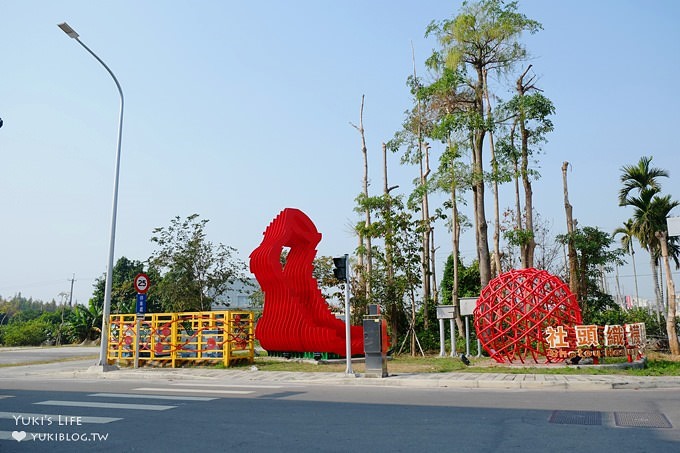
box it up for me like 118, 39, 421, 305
107, 310, 254, 368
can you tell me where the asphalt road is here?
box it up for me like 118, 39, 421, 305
1, 371, 679, 452
0, 346, 98, 365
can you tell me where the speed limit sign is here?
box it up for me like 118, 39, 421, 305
134, 273, 150, 294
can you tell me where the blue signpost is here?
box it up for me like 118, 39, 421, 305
133, 273, 150, 369
136, 293, 147, 315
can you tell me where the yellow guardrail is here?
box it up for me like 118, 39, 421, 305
107, 310, 254, 368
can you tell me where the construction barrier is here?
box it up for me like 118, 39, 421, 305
107, 310, 254, 368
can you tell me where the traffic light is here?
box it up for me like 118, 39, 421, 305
333, 255, 347, 282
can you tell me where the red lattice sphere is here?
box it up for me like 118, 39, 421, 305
473, 268, 582, 363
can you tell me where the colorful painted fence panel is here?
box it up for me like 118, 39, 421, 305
107, 310, 254, 368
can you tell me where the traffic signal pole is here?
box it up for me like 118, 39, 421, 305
342, 254, 353, 375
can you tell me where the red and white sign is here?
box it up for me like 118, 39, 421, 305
134, 273, 150, 294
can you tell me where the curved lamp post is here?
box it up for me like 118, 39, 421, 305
58, 22, 123, 369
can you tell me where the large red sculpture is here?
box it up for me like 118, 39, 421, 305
473, 268, 582, 363
250, 208, 363, 356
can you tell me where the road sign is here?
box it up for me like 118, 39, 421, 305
436, 305, 456, 319
459, 297, 478, 316
668, 217, 680, 237
136, 293, 147, 315
134, 273, 150, 294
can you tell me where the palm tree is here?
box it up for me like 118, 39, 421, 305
619, 157, 670, 320
648, 194, 680, 355
627, 188, 666, 320
613, 219, 640, 302
619, 156, 668, 206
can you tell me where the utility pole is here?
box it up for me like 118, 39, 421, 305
68, 273, 76, 307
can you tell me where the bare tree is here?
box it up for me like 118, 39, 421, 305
351, 95, 371, 302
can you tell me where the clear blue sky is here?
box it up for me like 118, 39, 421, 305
1, 1, 679, 305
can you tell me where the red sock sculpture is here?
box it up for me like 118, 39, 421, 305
250, 208, 363, 356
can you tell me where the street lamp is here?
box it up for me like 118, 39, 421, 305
58, 22, 124, 369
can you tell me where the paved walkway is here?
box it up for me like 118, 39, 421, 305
59, 364, 680, 391
1, 346, 678, 391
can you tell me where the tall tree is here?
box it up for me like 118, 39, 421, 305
351, 95, 372, 305
356, 190, 423, 354
149, 214, 249, 312
388, 73, 437, 331
613, 219, 641, 302
425, 0, 541, 288
619, 156, 671, 320
656, 229, 680, 355
619, 156, 668, 205
414, 58, 472, 336
562, 162, 579, 297
500, 65, 555, 268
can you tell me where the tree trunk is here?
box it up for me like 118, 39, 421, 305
473, 67, 491, 289
448, 138, 465, 337
631, 247, 640, 302
517, 66, 536, 268
431, 228, 438, 305
383, 142, 398, 348
483, 68, 502, 277
656, 231, 679, 355
650, 253, 663, 325
412, 45, 431, 329
420, 142, 431, 329
352, 95, 371, 303
509, 124, 524, 268
562, 162, 579, 298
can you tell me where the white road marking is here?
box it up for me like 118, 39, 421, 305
89, 392, 216, 401
168, 383, 285, 389
35, 400, 175, 411
133, 387, 253, 395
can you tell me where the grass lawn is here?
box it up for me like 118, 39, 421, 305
245, 351, 680, 376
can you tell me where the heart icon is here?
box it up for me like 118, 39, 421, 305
12, 431, 27, 442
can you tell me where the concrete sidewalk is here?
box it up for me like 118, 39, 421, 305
2, 354, 679, 391
64, 364, 680, 391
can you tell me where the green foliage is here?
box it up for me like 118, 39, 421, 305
354, 192, 423, 340
0, 317, 53, 346
426, 0, 542, 72
618, 156, 669, 206
89, 257, 159, 315
68, 303, 103, 342
149, 214, 250, 313
502, 92, 555, 146
503, 228, 534, 247
589, 307, 666, 339
440, 254, 481, 306
557, 226, 625, 321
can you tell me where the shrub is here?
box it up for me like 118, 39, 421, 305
0, 318, 53, 346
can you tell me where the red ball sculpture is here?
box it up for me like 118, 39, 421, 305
473, 268, 582, 363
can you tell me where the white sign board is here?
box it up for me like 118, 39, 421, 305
459, 297, 478, 316
436, 305, 456, 319
668, 217, 680, 237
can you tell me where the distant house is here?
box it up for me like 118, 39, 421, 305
211, 278, 259, 310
